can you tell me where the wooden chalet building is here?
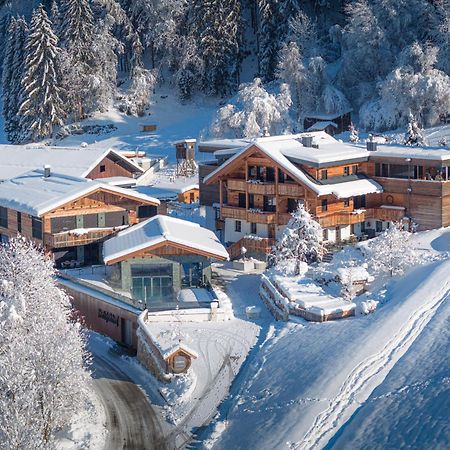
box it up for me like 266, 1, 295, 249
0, 143, 144, 182
102, 215, 229, 307
0, 168, 160, 266
200, 132, 450, 258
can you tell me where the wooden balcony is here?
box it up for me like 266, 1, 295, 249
227, 237, 276, 260
247, 182, 275, 195
227, 179, 246, 191
278, 183, 304, 197
44, 228, 118, 248
365, 206, 405, 222
221, 206, 247, 220
318, 212, 366, 228
247, 211, 276, 224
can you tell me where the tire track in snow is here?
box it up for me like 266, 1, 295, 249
294, 279, 450, 450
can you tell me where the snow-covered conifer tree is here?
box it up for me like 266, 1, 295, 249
0, 237, 91, 448
349, 123, 359, 143
1, 18, 17, 135
405, 114, 426, 146
270, 203, 325, 275
18, 5, 65, 142
257, 0, 280, 81
367, 223, 418, 277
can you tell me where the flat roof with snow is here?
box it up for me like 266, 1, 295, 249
0, 144, 143, 181
0, 169, 159, 217
367, 144, 450, 163
103, 215, 229, 264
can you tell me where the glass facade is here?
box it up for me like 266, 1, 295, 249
131, 264, 173, 303
181, 262, 203, 288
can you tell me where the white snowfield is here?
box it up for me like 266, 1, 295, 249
206, 228, 450, 450
295, 259, 450, 450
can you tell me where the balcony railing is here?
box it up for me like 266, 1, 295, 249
317, 212, 366, 228
227, 178, 304, 197
44, 227, 119, 248
365, 206, 405, 222
247, 182, 276, 195
247, 211, 276, 224
221, 206, 247, 220
277, 183, 304, 196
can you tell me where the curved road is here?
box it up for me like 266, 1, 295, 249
91, 351, 172, 450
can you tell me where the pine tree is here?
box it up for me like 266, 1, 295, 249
1, 18, 17, 135
5, 17, 29, 142
405, 114, 426, 146
18, 5, 65, 142
60, 0, 95, 65
269, 203, 324, 275
257, 0, 280, 81
349, 123, 359, 142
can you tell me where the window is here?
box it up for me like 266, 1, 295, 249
375, 163, 381, 177
189, 192, 195, 203
248, 194, 255, 209
278, 169, 285, 183
323, 229, 328, 241
238, 193, 246, 208
354, 195, 366, 209
31, 217, 42, 239
251, 222, 257, 234
320, 169, 328, 180
344, 166, 350, 176
131, 264, 173, 303
344, 198, 350, 207
235, 220, 241, 232
266, 167, 275, 182
287, 198, 298, 213
0, 206, 7, 228
352, 165, 358, 174
137, 205, 157, 219
182, 262, 203, 288
414, 165, 424, 179
263, 196, 276, 212
389, 164, 411, 179
321, 199, 328, 212
17, 212, 22, 233
173, 355, 188, 372
99, 164, 106, 173
381, 163, 389, 177
376, 221, 383, 233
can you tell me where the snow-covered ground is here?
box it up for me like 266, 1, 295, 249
198, 227, 450, 449
48, 87, 220, 165
55, 389, 106, 450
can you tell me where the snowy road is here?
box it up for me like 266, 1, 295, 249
91, 350, 171, 450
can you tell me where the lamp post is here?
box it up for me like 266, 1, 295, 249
405, 158, 412, 229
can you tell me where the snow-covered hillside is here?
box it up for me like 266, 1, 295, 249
198, 228, 450, 450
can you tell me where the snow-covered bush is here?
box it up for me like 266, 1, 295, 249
0, 237, 91, 448
209, 78, 293, 138
404, 114, 426, 146
269, 203, 324, 275
366, 223, 419, 277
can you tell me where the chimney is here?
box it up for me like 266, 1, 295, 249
43, 165, 51, 178
302, 136, 313, 147
366, 139, 378, 152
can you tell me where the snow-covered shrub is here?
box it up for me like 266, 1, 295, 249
366, 223, 419, 277
404, 114, 426, 146
0, 237, 91, 448
269, 203, 324, 275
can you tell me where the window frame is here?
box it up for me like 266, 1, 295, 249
235, 220, 241, 232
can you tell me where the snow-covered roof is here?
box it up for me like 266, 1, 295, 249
204, 133, 382, 198
0, 144, 144, 181
335, 267, 371, 283
0, 169, 159, 217
98, 176, 137, 187
368, 144, 450, 162
103, 215, 229, 264
306, 121, 338, 132
304, 110, 352, 120
198, 138, 253, 150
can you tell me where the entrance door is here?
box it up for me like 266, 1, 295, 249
268, 224, 276, 239
121, 318, 133, 347
335, 226, 341, 242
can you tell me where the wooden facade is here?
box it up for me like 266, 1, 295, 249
204, 141, 450, 250
0, 186, 159, 266
85, 152, 142, 180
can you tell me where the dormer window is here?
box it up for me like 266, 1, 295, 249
320, 169, 328, 180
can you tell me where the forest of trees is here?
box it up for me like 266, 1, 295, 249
0, 0, 449, 142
